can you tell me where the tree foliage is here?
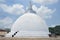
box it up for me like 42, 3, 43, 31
5, 28, 11, 33
49, 25, 60, 35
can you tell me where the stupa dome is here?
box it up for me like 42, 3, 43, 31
11, 13, 48, 31
5, 12, 49, 38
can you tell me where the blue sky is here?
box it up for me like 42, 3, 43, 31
0, 0, 60, 28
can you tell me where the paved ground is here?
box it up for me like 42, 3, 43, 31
0, 37, 60, 40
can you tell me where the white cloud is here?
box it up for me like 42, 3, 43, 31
49, 24, 60, 27
0, 4, 25, 15
0, 17, 13, 28
0, 0, 5, 3
32, 0, 58, 5
50, 25, 56, 27
32, 5, 56, 19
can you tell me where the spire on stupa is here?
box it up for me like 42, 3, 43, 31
26, 1, 36, 13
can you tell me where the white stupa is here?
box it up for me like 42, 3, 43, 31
5, 2, 49, 38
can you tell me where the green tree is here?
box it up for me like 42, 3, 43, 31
5, 28, 11, 33
49, 25, 60, 35
54, 25, 60, 35
49, 27, 55, 34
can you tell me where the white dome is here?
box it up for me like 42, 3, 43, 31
5, 12, 49, 38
